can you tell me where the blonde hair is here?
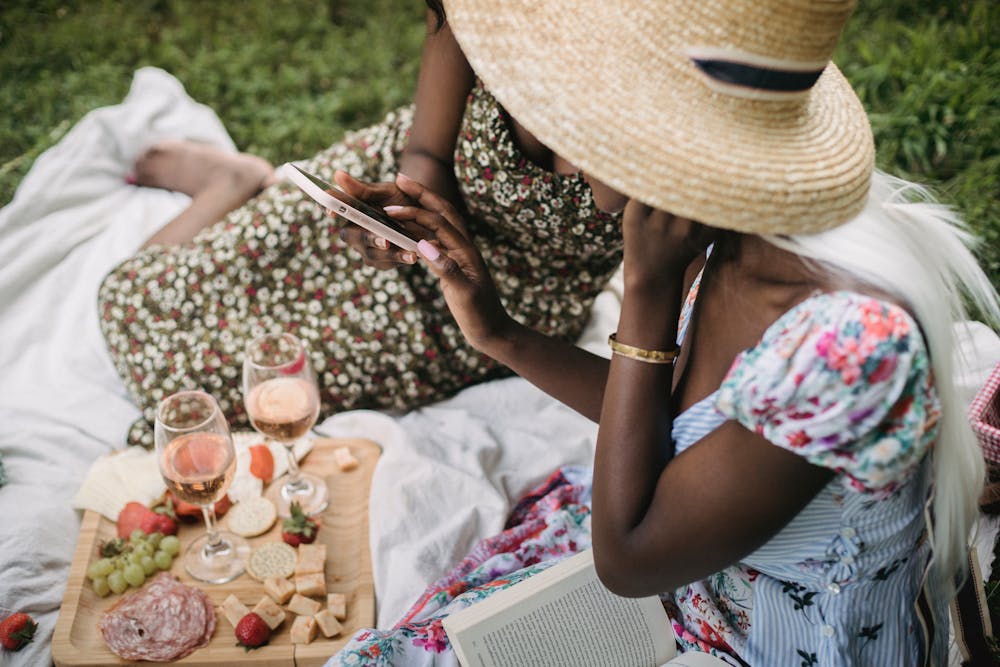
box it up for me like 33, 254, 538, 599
764, 170, 1000, 590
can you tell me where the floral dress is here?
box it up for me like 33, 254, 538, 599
97, 82, 623, 446
325, 290, 943, 666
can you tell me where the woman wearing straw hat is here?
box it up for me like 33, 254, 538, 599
325, 1, 1000, 665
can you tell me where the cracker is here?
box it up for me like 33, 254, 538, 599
246, 542, 297, 581
227, 496, 277, 537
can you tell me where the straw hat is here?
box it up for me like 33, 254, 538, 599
443, 0, 875, 234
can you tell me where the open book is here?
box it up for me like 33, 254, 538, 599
442, 549, 729, 667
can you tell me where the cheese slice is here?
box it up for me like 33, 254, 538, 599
72, 447, 167, 520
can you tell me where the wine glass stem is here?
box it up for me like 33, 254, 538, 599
285, 443, 303, 487
201, 505, 222, 552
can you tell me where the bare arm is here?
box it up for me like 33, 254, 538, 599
480, 320, 611, 422
397, 10, 475, 206
590, 204, 833, 597
333, 10, 474, 266
388, 175, 612, 421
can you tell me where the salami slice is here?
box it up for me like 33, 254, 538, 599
99, 572, 215, 661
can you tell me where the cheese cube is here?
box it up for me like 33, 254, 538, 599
314, 609, 343, 638
295, 572, 327, 598
221, 594, 250, 628
287, 593, 322, 616
290, 614, 318, 645
295, 543, 326, 576
264, 575, 296, 604
327, 592, 347, 620
252, 596, 287, 630
333, 446, 359, 471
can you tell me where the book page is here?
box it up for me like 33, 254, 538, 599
443, 550, 676, 667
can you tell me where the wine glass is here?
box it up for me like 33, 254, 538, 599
155, 390, 250, 583
243, 332, 327, 517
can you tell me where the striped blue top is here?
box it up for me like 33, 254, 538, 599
667, 291, 944, 666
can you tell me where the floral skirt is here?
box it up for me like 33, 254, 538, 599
97, 107, 510, 447
324, 466, 594, 666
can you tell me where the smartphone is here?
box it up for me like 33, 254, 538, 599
283, 163, 420, 252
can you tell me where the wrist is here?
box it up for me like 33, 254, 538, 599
471, 315, 523, 362
616, 282, 685, 351
399, 151, 455, 192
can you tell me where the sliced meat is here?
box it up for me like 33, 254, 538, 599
99, 572, 215, 661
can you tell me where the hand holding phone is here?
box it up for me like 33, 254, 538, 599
283, 163, 420, 252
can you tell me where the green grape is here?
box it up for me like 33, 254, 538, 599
140, 555, 157, 575
129, 529, 146, 543
153, 549, 173, 571
128, 551, 144, 565
123, 563, 146, 588
87, 558, 114, 580
107, 570, 128, 595
159, 535, 180, 556
91, 576, 111, 597
132, 542, 153, 558
146, 532, 163, 549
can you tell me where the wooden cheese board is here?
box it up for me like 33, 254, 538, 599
53, 437, 381, 666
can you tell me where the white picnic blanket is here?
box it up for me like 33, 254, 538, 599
0, 67, 610, 666
0, 67, 996, 667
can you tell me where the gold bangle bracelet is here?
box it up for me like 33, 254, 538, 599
607, 333, 680, 365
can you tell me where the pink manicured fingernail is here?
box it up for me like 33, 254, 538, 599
417, 239, 440, 261
124, 173, 137, 185
396, 173, 414, 184
376, 237, 389, 249
384, 205, 404, 213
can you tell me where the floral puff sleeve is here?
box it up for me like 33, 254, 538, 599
715, 291, 940, 497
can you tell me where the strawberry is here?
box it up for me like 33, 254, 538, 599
281, 501, 319, 547
0, 612, 36, 651
249, 444, 275, 482
234, 612, 270, 649
116, 502, 152, 539
118, 500, 179, 538
150, 496, 179, 535
139, 511, 178, 536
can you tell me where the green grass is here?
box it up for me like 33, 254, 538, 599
1, 0, 999, 652
838, 0, 1000, 287
2, 1, 997, 290
0, 0, 425, 196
